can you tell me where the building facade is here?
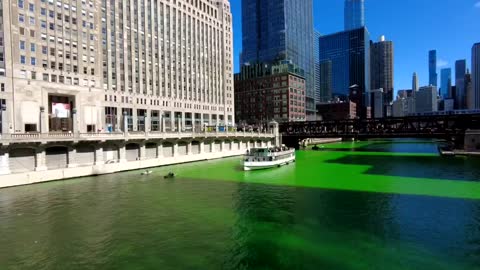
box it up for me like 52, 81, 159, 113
473, 43, 480, 109
429, 50, 438, 87
370, 35, 394, 106
316, 101, 356, 121
234, 62, 306, 125
416, 86, 438, 113
440, 68, 452, 99
455, 59, 467, 109
314, 30, 321, 104
344, 0, 365, 31
466, 70, 474, 110
318, 27, 370, 117
0, 0, 234, 135
241, 0, 315, 118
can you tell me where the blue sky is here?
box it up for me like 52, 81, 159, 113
231, 0, 480, 92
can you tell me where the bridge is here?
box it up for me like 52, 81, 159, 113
279, 114, 480, 148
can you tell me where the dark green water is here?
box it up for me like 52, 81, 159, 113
1, 140, 480, 270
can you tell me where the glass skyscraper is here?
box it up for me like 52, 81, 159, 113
241, 0, 316, 118
344, 0, 365, 31
455, 60, 467, 109
429, 50, 438, 87
440, 68, 452, 99
318, 27, 371, 116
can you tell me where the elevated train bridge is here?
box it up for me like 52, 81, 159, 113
279, 114, 480, 149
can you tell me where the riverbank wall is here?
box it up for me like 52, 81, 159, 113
0, 132, 275, 189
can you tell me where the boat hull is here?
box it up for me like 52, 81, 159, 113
244, 155, 295, 171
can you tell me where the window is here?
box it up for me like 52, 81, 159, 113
29, 3, 34, 12
20, 55, 26, 64
19, 40, 26, 50
19, 14, 25, 23
30, 43, 36, 52
18, 0, 24, 8
31, 57, 36, 66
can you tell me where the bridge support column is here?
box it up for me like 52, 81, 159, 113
0, 149, 11, 175
95, 146, 104, 165
35, 149, 47, 171
67, 147, 78, 168
200, 141, 205, 154
157, 143, 163, 158
139, 143, 147, 160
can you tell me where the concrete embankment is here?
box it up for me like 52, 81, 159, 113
0, 149, 249, 189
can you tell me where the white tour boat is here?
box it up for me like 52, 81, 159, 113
243, 145, 296, 171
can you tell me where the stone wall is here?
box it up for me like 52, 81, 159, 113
0, 136, 274, 189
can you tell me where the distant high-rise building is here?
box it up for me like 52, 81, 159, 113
466, 70, 474, 110
314, 30, 322, 104
412, 72, 419, 94
455, 60, 467, 109
345, 0, 365, 31
370, 35, 394, 105
318, 27, 371, 118
416, 86, 438, 113
473, 43, 480, 109
440, 68, 452, 99
429, 50, 438, 87
319, 61, 333, 103
241, 0, 316, 118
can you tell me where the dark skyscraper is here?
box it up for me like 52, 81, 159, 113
429, 50, 438, 87
344, 0, 365, 31
241, 0, 315, 118
370, 36, 394, 105
473, 43, 480, 109
314, 30, 321, 103
455, 60, 467, 109
318, 27, 371, 117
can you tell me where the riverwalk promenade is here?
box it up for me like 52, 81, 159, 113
0, 130, 276, 189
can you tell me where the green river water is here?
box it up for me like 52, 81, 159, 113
1, 140, 480, 270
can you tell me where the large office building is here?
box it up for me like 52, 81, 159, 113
416, 86, 438, 113
0, 0, 234, 135
440, 68, 452, 99
314, 30, 321, 104
241, 0, 315, 119
344, 0, 365, 31
455, 59, 467, 109
473, 43, 480, 109
318, 27, 370, 118
370, 35, 394, 106
429, 50, 438, 87
234, 62, 306, 124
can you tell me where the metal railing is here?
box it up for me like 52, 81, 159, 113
0, 130, 275, 143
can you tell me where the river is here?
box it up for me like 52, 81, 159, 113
1, 140, 480, 270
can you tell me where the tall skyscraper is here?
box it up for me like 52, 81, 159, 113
429, 50, 438, 87
440, 68, 452, 99
241, 0, 315, 119
473, 43, 480, 109
0, 0, 234, 134
455, 60, 467, 109
319, 27, 371, 118
412, 72, 419, 93
344, 0, 365, 31
466, 70, 475, 110
370, 35, 394, 105
314, 30, 322, 104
